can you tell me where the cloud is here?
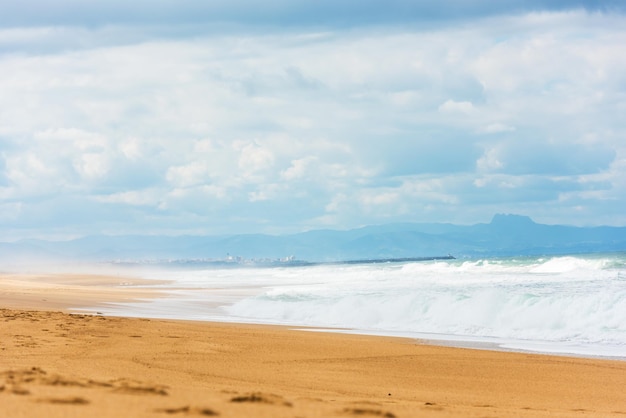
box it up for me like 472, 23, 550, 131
281, 156, 317, 181
237, 141, 275, 179
438, 100, 476, 114
476, 148, 505, 172
480, 123, 516, 134
1, 7, 626, 237
476, 137, 616, 175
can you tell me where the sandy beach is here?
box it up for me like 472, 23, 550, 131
1, 273, 625, 418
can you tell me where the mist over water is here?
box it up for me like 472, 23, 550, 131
96, 252, 626, 358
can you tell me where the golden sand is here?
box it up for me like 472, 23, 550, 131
1, 273, 625, 417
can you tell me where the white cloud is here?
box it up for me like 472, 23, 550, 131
438, 99, 476, 114
3, 153, 65, 197
73, 152, 110, 180
481, 123, 516, 134
166, 161, 209, 188
118, 137, 143, 160
476, 148, 504, 172
248, 183, 282, 202
1, 9, 626, 236
237, 141, 275, 179
281, 156, 317, 181
94, 189, 161, 206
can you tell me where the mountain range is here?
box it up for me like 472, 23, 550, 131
2, 214, 625, 265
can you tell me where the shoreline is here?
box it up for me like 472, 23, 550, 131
291, 327, 626, 362
2, 272, 626, 417
75, 307, 626, 362
3, 271, 624, 361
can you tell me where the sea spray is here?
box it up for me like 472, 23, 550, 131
91, 252, 626, 358
223, 254, 626, 351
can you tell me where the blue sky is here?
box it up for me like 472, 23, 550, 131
1, 1, 625, 239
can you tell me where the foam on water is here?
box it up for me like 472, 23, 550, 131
90, 253, 626, 358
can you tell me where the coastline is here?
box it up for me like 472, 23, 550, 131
2, 272, 626, 417
3, 270, 624, 360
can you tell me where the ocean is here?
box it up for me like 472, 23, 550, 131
88, 252, 626, 359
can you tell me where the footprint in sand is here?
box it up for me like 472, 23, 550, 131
109, 378, 169, 396
37, 396, 90, 405
0, 367, 168, 401
155, 406, 219, 416
342, 407, 396, 418
230, 392, 292, 407
422, 402, 444, 411
13, 334, 39, 348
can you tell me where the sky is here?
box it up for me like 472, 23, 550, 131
1, 1, 625, 239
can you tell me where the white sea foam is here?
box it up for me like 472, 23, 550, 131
89, 253, 626, 358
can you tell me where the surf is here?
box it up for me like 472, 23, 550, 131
88, 252, 626, 359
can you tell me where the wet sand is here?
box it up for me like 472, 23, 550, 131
1, 273, 626, 417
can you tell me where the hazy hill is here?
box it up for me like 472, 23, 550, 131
1, 214, 625, 264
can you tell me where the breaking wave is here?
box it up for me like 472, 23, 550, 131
224, 253, 626, 352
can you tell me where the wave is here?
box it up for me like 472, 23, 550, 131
95, 253, 626, 357
224, 253, 626, 349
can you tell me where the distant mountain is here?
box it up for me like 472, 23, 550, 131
1, 214, 625, 265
